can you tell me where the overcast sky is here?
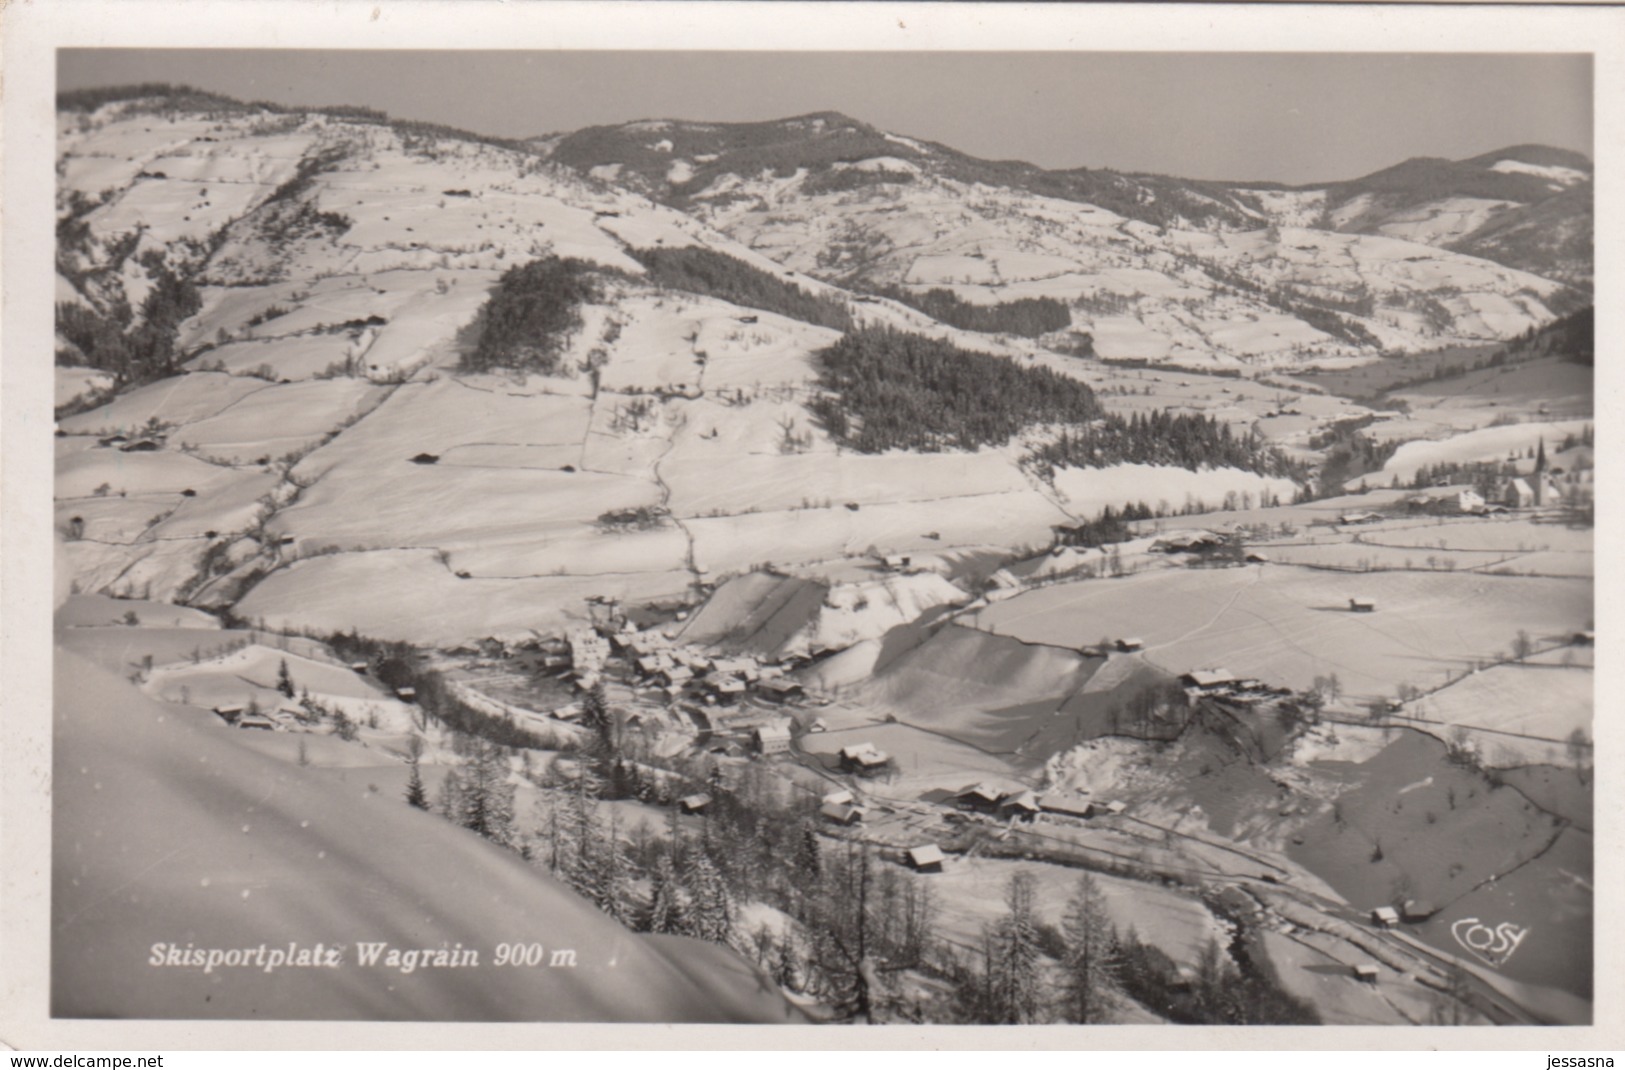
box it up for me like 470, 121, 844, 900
58, 49, 1592, 184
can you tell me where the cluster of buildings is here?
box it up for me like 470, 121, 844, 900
1178, 668, 1293, 706
212, 702, 306, 732
950, 781, 1128, 822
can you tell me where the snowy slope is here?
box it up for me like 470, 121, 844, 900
52, 640, 801, 1022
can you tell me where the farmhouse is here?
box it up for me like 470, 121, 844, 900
212, 703, 245, 725
1180, 668, 1236, 690
819, 802, 866, 826
1037, 794, 1094, 820
1400, 899, 1434, 923
237, 713, 276, 731
822, 789, 855, 807
1370, 906, 1400, 928
711, 657, 761, 681
1338, 511, 1383, 525
882, 553, 912, 571
678, 793, 712, 815
839, 742, 891, 775
753, 723, 793, 755
1349, 597, 1376, 613
1352, 964, 1380, 985
998, 790, 1041, 823
702, 672, 747, 702
395, 686, 417, 702
659, 664, 694, 687
757, 677, 804, 703
1153, 531, 1223, 553
1456, 488, 1487, 515
906, 844, 946, 873
953, 783, 1005, 813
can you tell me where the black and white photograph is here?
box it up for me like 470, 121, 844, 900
3, 0, 1620, 1047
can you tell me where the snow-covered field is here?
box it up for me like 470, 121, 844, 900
966, 564, 1591, 699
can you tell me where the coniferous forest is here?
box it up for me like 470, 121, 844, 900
809, 326, 1295, 479
868, 284, 1072, 338
628, 245, 854, 332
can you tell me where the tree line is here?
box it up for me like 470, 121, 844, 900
627, 245, 854, 332
867, 284, 1071, 338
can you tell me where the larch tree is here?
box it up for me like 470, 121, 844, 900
1060, 872, 1116, 1023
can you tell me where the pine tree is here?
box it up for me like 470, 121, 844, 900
986, 872, 1044, 1023
794, 820, 822, 883
1060, 872, 1115, 1023
646, 854, 684, 934
682, 851, 733, 945
585, 680, 615, 757
459, 740, 517, 847
276, 657, 295, 699
404, 735, 429, 810
596, 807, 637, 926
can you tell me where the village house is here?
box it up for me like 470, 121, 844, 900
906, 844, 945, 873
953, 783, 1005, 813
839, 742, 891, 775
757, 677, 804, 704
702, 672, 747, 703
1180, 668, 1235, 690
753, 723, 793, 755
998, 790, 1041, 823
678, 793, 712, 815
819, 802, 866, 826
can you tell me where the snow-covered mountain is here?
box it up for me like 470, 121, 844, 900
51, 88, 1587, 646
542, 113, 1588, 365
